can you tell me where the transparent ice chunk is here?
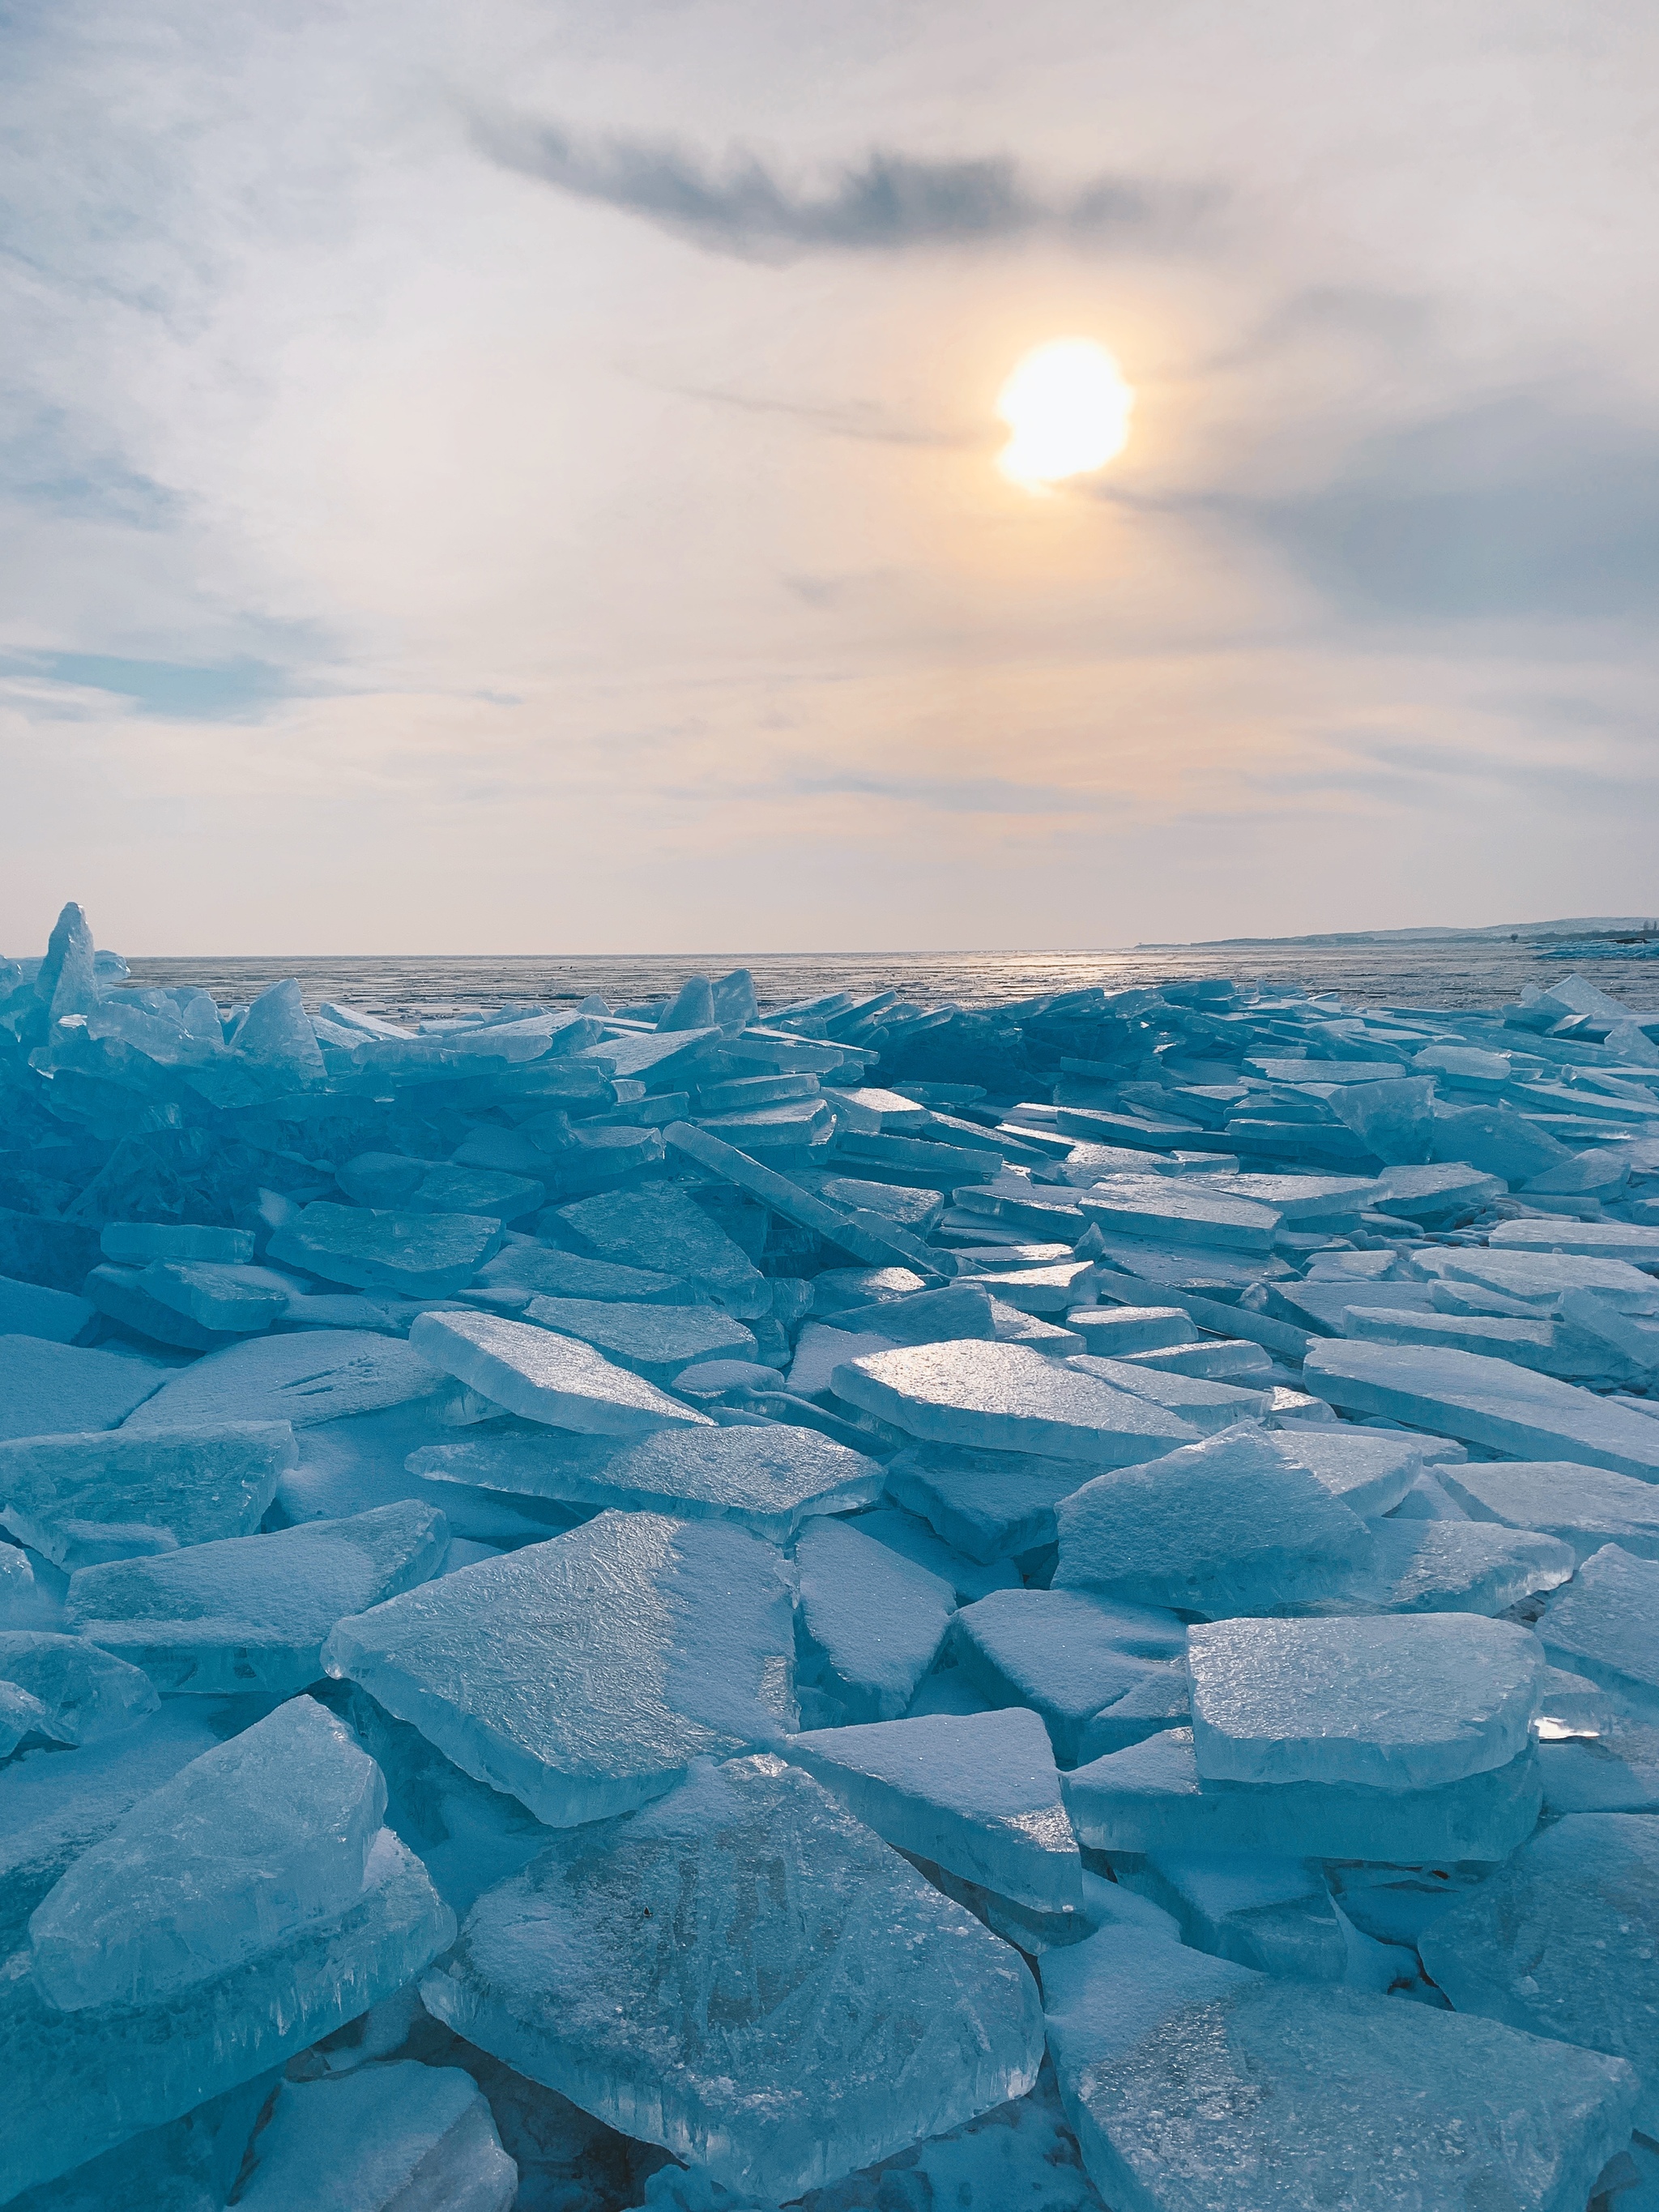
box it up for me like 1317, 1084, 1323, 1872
0, 1420, 296, 1566
236, 2060, 517, 2212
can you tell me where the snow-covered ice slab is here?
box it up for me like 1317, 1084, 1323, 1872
1062, 1726, 1542, 1861
325, 1509, 795, 1825
122, 1330, 444, 1431
1186, 1615, 1544, 1788
410, 1309, 711, 1436
234, 2059, 517, 2212
952, 1587, 1186, 1764
1440, 1458, 1659, 1562
0, 1631, 156, 1744
0, 1689, 455, 2194
0, 1420, 296, 1566
267, 1200, 503, 1296
833, 1341, 1200, 1464
66, 1500, 448, 1692
521, 1293, 757, 1381
1302, 1339, 1659, 1476
557, 1185, 767, 1313
1537, 1544, 1659, 1717
1491, 1218, 1659, 1265
786, 1706, 1081, 1912
883, 1441, 1085, 1561
420, 1753, 1043, 2201
1044, 1920, 1637, 2212
795, 1515, 955, 1720
1055, 1424, 1374, 1617
1422, 1812, 1659, 2135
0, 1336, 166, 1441
415, 1420, 880, 1541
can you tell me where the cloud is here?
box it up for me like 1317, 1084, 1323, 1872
471, 113, 1201, 260
1236, 393, 1659, 623
2, 653, 297, 720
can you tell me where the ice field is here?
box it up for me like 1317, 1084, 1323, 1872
4, 901, 1659, 2209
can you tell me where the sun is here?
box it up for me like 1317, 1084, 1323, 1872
996, 339, 1135, 493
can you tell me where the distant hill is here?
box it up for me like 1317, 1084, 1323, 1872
1137, 918, 1659, 950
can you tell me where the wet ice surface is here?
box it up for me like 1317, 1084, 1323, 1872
8, 908, 1659, 2207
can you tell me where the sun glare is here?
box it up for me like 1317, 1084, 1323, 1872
996, 339, 1135, 492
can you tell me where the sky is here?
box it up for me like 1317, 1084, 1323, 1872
2, 0, 1655, 956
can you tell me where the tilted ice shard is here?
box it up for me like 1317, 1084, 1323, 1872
951, 1586, 1186, 1766
268, 1201, 504, 1296
1043, 1921, 1637, 2212
235, 2060, 518, 2212
410, 1309, 712, 1436
0, 1631, 157, 1744
1184, 1614, 1545, 1789
421, 1754, 1043, 2201
66, 1500, 450, 1692
521, 1294, 757, 1382
122, 1330, 445, 1431
325, 1509, 796, 1825
1537, 1543, 1659, 1718
786, 1706, 1081, 1912
0, 1420, 296, 1566
0, 1335, 167, 1441
28, 1695, 386, 2010
556, 1185, 768, 1312
794, 1515, 955, 1721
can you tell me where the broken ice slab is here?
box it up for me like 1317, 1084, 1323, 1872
1077, 1179, 1282, 1253
1054, 1424, 1375, 1618
795, 1515, 955, 1720
0, 1800, 452, 2203
852, 1504, 1021, 1603
420, 1754, 1043, 2202
1120, 1851, 1351, 1982
325, 1510, 795, 1825
1419, 1246, 1659, 1309
951, 1586, 1186, 1765
0, 1420, 295, 1566
1421, 1812, 1659, 2136
475, 1242, 696, 1305
267, 1201, 504, 1297
1538, 1544, 1659, 1719
83, 1261, 262, 1352
99, 1222, 254, 1266
1341, 1301, 1636, 1384
823, 1281, 1000, 1346
410, 1161, 546, 1221
1303, 1339, 1659, 1477
0, 1632, 157, 1744
786, 1706, 1081, 1913
1186, 1613, 1544, 1788
410, 1309, 712, 1437
66, 1500, 448, 1693
1, 2071, 277, 2212
1321, 1517, 1576, 1616
520, 1294, 756, 1383
1269, 1426, 1423, 1517
1063, 1726, 1543, 1861
233, 2059, 517, 2212
1064, 1305, 1199, 1356
0, 1272, 98, 1346
832, 1340, 1200, 1465
1064, 1353, 1271, 1437
883, 1441, 1088, 1561
1044, 1919, 1636, 2212
1111, 1336, 1273, 1381
122, 1329, 445, 1431
1491, 1217, 1659, 1264
28, 1695, 384, 2009
413, 1421, 881, 1542
556, 1183, 769, 1313
1370, 1161, 1507, 1223
0, 1680, 70, 1757
1440, 1458, 1659, 1562
0, 1336, 167, 1442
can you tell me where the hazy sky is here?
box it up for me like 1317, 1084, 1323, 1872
2, 2, 1654, 955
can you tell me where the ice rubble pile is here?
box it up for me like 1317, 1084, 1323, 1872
4, 907, 1659, 2210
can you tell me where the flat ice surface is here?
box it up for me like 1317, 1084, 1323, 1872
521, 1294, 757, 1381
237, 2060, 517, 2212
952, 1587, 1186, 1765
66, 1500, 448, 1693
1065, 1306, 1200, 1355
0, 1420, 296, 1566
833, 1341, 1200, 1465
410, 1310, 711, 1436
786, 1706, 1081, 1911
1435, 1247, 1659, 1309
787, 1320, 900, 1399
1491, 1218, 1659, 1263
0, 1631, 156, 1744
1441, 1458, 1659, 1562
1303, 1339, 1659, 1477
1185, 1615, 1546, 1788
1538, 1543, 1659, 1716
0, 1336, 166, 1441
1422, 1812, 1659, 2135
325, 1509, 795, 1826
122, 1330, 445, 1431
420, 1753, 1043, 2201
1043, 1920, 1636, 2212
28, 1695, 385, 2010
795, 1516, 956, 1721
267, 1200, 503, 1296
1055, 1424, 1375, 1618
1062, 1727, 1545, 1864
